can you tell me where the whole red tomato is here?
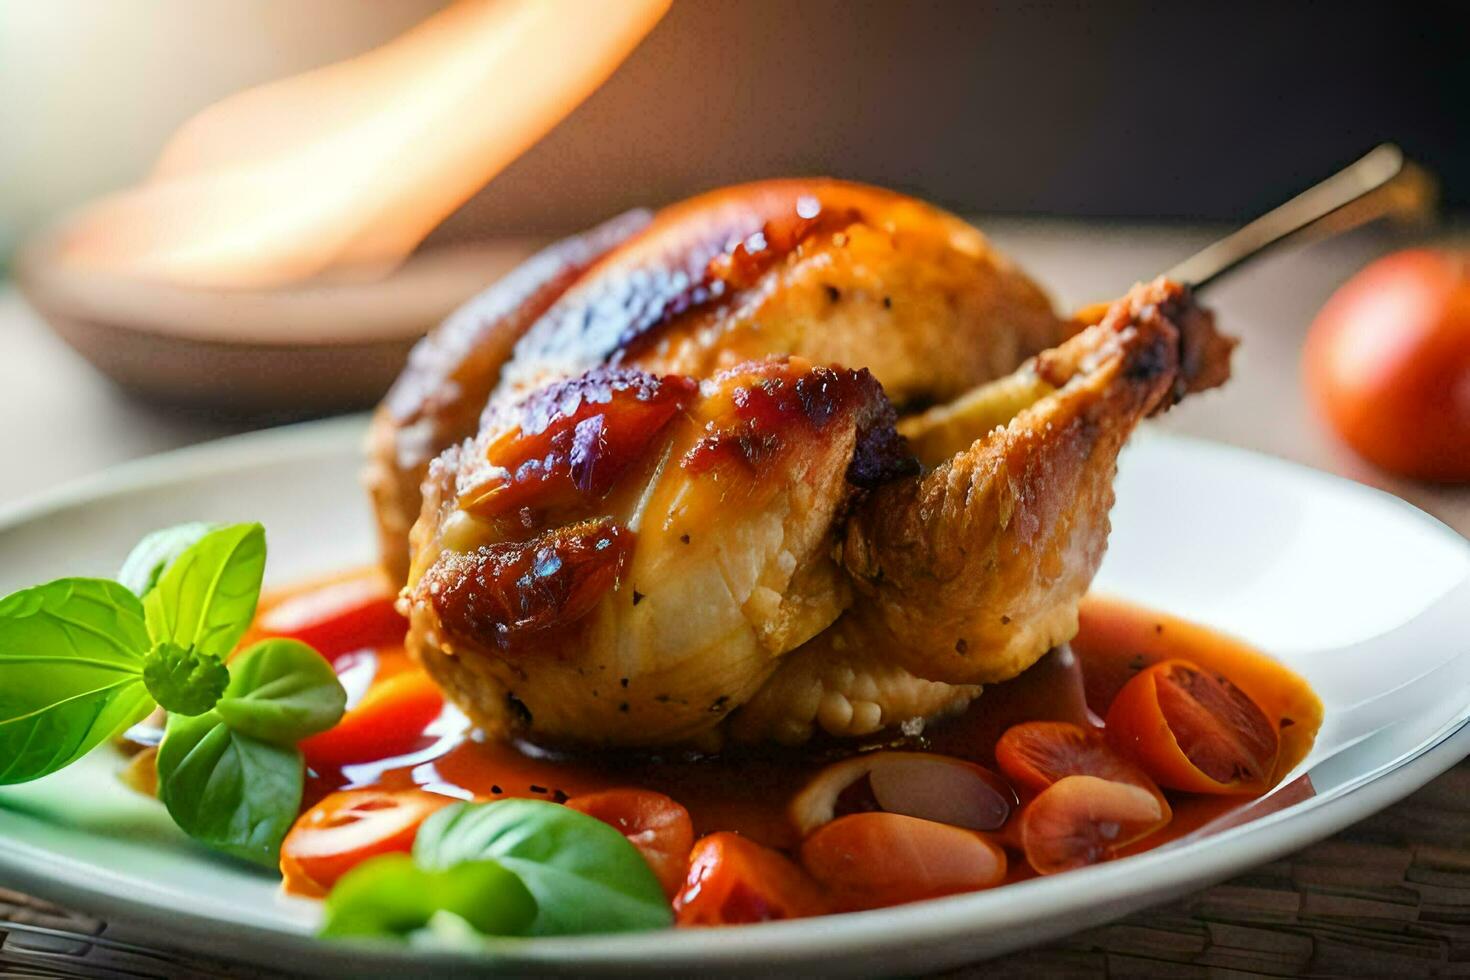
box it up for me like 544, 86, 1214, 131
1303, 248, 1470, 481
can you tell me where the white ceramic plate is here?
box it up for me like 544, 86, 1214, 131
1, 417, 1467, 978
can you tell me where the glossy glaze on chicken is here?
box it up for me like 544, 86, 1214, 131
369, 181, 1065, 583
366, 179, 1234, 749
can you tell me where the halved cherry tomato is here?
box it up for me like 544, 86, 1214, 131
280, 789, 451, 897
996, 721, 1162, 798
800, 812, 1006, 911
300, 669, 445, 768
1075, 595, 1322, 778
251, 569, 406, 661
1105, 659, 1279, 795
674, 833, 828, 926
566, 789, 694, 898
1020, 774, 1167, 875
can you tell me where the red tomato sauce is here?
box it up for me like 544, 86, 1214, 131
256, 571, 1323, 904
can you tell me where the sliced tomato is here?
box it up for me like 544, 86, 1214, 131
300, 669, 445, 769
1105, 659, 1279, 795
996, 721, 1159, 796
674, 833, 828, 926
566, 789, 694, 898
280, 789, 451, 897
1020, 775, 1168, 875
252, 569, 406, 660
800, 812, 1006, 911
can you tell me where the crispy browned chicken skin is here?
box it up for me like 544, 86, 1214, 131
733, 278, 1234, 743
370, 180, 1232, 748
368, 179, 1067, 583
367, 209, 652, 584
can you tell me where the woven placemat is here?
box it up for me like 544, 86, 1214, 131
5, 760, 1468, 978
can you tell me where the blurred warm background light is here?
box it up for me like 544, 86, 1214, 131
46, 0, 670, 289
0, 1, 441, 262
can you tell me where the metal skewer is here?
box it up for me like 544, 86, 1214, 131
1169, 143, 1437, 292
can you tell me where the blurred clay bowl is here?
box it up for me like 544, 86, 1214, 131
15, 218, 537, 417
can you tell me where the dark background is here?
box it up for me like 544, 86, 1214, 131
435, 0, 1468, 237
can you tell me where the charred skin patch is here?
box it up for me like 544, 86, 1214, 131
848, 413, 920, 489
426, 518, 635, 652
682, 361, 917, 488
459, 368, 697, 518
1121, 327, 1172, 385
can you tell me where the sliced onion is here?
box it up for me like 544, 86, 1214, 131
790, 751, 1014, 837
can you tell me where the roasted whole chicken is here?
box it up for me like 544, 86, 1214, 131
366, 179, 1234, 749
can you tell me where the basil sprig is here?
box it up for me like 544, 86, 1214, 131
157, 638, 344, 866
322, 799, 671, 940
0, 522, 346, 866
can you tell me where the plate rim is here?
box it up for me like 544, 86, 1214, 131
4, 719, 1465, 977
1, 416, 1467, 975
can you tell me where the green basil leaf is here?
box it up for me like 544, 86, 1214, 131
117, 522, 221, 598
413, 799, 671, 936
321, 854, 536, 939
0, 578, 154, 784
142, 641, 229, 716
155, 709, 302, 866
214, 639, 346, 746
143, 522, 266, 658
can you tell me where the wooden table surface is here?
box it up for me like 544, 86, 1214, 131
1, 218, 1466, 977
